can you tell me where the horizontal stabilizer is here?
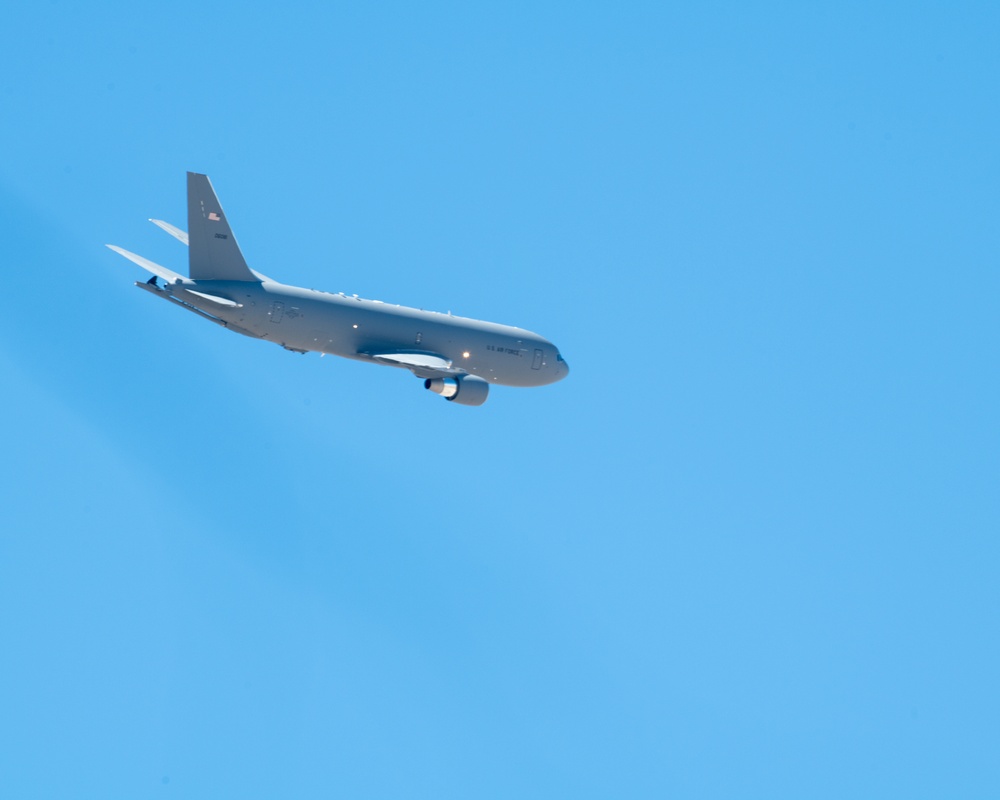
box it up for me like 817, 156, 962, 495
181, 288, 243, 308
106, 244, 184, 283
149, 218, 189, 245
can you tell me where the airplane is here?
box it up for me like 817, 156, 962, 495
107, 172, 569, 406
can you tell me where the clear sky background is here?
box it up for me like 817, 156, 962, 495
1, 2, 997, 797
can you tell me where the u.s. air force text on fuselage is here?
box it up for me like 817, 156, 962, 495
108, 173, 568, 406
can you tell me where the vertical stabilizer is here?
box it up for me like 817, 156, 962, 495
187, 172, 260, 281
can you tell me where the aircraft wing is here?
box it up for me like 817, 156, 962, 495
106, 244, 184, 283
369, 352, 464, 379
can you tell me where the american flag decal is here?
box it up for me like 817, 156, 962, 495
208, 211, 221, 221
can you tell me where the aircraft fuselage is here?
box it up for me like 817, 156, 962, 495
145, 278, 568, 388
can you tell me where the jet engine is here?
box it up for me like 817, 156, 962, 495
424, 374, 490, 406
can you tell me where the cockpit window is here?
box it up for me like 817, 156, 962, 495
556, 353, 564, 362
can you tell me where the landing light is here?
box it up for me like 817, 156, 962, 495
462, 351, 470, 358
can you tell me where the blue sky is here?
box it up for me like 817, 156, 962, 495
1, 2, 998, 797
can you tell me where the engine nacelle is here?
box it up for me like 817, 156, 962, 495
424, 374, 490, 406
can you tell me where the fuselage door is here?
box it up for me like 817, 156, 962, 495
532, 348, 543, 370
270, 302, 284, 323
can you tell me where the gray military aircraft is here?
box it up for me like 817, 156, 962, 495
108, 173, 568, 406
